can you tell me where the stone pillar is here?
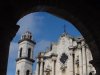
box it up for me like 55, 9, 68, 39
52, 60, 56, 75
69, 46, 75, 75
75, 61, 77, 75
73, 53, 75, 75
36, 59, 39, 75
82, 42, 87, 75
40, 58, 43, 75
78, 45, 83, 75
51, 54, 57, 75
75, 55, 79, 75
86, 45, 92, 75
43, 62, 45, 75
52, 60, 54, 75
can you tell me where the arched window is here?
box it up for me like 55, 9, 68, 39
89, 72, 92, 75
28, 48, 31, 58
26, 70, 30, 75
17, 70, 20, 75
19, 48, 22, 57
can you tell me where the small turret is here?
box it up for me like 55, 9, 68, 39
21, 31, 32, 40
18, 31, 36, 44
15, 31, 36, 75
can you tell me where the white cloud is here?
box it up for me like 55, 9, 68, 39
9, 42, 18, 57
17, 13, 45, 36
7, 42, 18, 75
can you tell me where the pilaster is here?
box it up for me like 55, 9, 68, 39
36, 59, 39, 75
69, 45, 75, 75
51, 54, 57, 75
40, 58, 43, 75
78, 44, 83, 75
82, 45, 87, 75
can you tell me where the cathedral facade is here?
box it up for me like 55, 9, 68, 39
35, 32, 96, 75
15, 31, 96, 75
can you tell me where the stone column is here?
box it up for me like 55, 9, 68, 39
43, 62, 45, 75
86, 45, 92, 75
52, 59, 56, 75
75, 55, 79, 75
69, 46, 75, 75
78, 44, 83, 75
36, 59, 39, 75
82, 43, 87, 75
52, 60, 56, 75
51, 54, 57, 75
40, 58, 43, 75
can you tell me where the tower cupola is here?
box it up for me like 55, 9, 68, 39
18, 31, 36, 44
21, 31, 32, 40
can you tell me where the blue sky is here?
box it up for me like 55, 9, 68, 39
7, 12, 81, 75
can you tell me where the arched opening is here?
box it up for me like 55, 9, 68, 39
17, 70, 20, 75
6, 6, 98, 75
28, 48, 31, 58
15, 6, 99, 61
26, 70, 30, 75
19, 48, 22, 58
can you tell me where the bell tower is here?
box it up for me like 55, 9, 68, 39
15, 31, 36, 75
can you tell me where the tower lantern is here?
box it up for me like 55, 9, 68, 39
15, 31, 36, 75
21, 31, 32, 40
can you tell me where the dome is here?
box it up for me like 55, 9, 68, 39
21, 31, 32, 40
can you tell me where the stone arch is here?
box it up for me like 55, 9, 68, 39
1, 1, 99, 75
16, 5, 99, 61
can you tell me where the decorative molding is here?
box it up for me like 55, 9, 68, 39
18, 38, 36, 44
16, 57, 35, 62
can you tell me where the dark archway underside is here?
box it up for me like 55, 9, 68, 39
0, 0, 100, 75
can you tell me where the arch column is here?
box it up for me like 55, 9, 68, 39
0, 25, 19, 75
90, 59, 100, 75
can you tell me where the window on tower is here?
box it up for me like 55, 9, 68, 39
26, 70, 30, 75
19, 48, 22, 58
28, 48, 31, 58
17, 70, 20, 75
